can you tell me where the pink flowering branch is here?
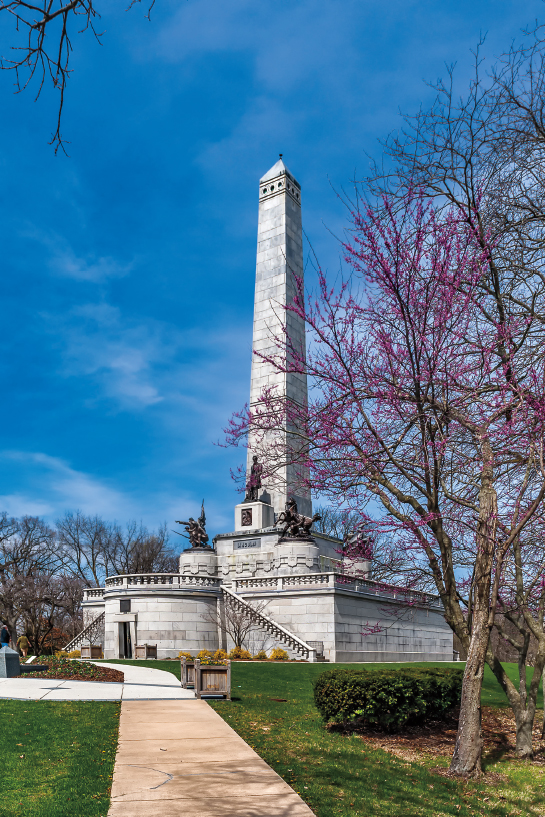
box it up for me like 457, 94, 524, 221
226, 188, 545, 769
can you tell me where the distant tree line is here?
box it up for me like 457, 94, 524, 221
0, 511, 178, 654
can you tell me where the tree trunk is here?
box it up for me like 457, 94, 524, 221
542, 668, 545, 739
515, 706, 535, 758
449, 612, 489, 776
450, 447, 497, 777
488, 638, 545, 757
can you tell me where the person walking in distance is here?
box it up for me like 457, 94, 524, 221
0, 625, 11, 649
17, 633, 29, 658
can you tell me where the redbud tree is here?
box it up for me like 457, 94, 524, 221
227, 192, 545, 775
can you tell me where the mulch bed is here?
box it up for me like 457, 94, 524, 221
336, 706, 545, 764
17, 656, 124, 683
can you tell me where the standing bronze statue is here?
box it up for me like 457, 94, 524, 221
245, 455, 263, 502
176, 502, 210, 548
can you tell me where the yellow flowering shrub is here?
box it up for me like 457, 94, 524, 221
253, 650, 269, 660
178, 651, 194, 660
228, 646, 252, 660
55, 649, 81, 659
270, 647, 289, 661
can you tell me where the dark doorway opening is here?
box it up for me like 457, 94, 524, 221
122, 622, 132, 659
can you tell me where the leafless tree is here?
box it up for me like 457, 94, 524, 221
58, 511, 178, 583
0, 0, 154, 152
313, 506, 361, 541
105, 521, 178, 576
202, 595, 269, 650
0, 514, 60, 643
57, 511, 112, 586
369, 25, 545, 335
50, 574, 85, 641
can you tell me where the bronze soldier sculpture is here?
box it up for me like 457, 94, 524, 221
278, 498, 321, 539
176, 502, 210, 548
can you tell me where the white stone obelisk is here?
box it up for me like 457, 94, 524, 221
246, 158, 312, 521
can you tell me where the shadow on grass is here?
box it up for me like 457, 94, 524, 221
207, 663, 544, 817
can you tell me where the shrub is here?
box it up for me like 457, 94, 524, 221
228, 646, 253, 660
253, 650, 269, 660
270, 647, 289, 661
55, 649, 81, 659
313, 667, 463, 732
178, 651, 194, 660
213, 649, 228, 661
197, 649, 213, 660
199, 655, 227, 665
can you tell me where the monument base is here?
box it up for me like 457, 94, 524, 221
179, 547, 217, 576
234, 500, 275, 532
273, 538, 321, 575
0, 646, 20, 678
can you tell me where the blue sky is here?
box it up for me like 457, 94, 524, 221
0, 0, 540, 540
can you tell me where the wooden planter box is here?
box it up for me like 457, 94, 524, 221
134, 644, 157, 659
194, 659, 231, 700
81, 645, 102, 660
181, 657, 195, 689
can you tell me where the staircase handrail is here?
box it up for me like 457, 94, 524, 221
63, 611, 105, 652
222, 586, 316, 662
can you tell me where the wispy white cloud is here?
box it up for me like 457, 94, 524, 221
151, 0, 363, 90
0, 451, 128, 520
0, 450, 211, 530
44, 302, 168, 408
22, 227, 134, 282
41, 298, 250, 420
51, 249, 133, 282
0, 494, 55, 519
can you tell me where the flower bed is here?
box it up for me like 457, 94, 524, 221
18, 656, 124, 683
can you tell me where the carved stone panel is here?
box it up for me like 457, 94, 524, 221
241, 508, 253, 527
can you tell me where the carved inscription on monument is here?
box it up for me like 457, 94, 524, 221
241, 508, 253, 527
234, 539, 261, 550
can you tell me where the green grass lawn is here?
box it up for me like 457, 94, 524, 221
108, 658, 545, 817
0, 701, 119, 817
99, 657, 543, 708
0, 661, 538, 817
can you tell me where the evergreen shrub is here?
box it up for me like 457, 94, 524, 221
313, 666, 463, 732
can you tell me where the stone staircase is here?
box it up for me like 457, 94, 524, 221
63, 611, 105, 652
222, 586, 317, 662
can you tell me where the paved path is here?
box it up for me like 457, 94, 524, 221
0, 662, 195, 701
108, 698, 316, 817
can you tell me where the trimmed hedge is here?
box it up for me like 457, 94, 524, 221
313, 666, 463, 732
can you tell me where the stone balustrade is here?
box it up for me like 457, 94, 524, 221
232, 572, 442, 609
84, 571, 440, 610
104, 573, 222, 590
83, 588, 105, 601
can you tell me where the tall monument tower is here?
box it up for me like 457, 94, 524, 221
246, 158, 312, 520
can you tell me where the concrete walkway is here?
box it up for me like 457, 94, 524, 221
108, 698, 316, 816
0, 662, 195, 701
